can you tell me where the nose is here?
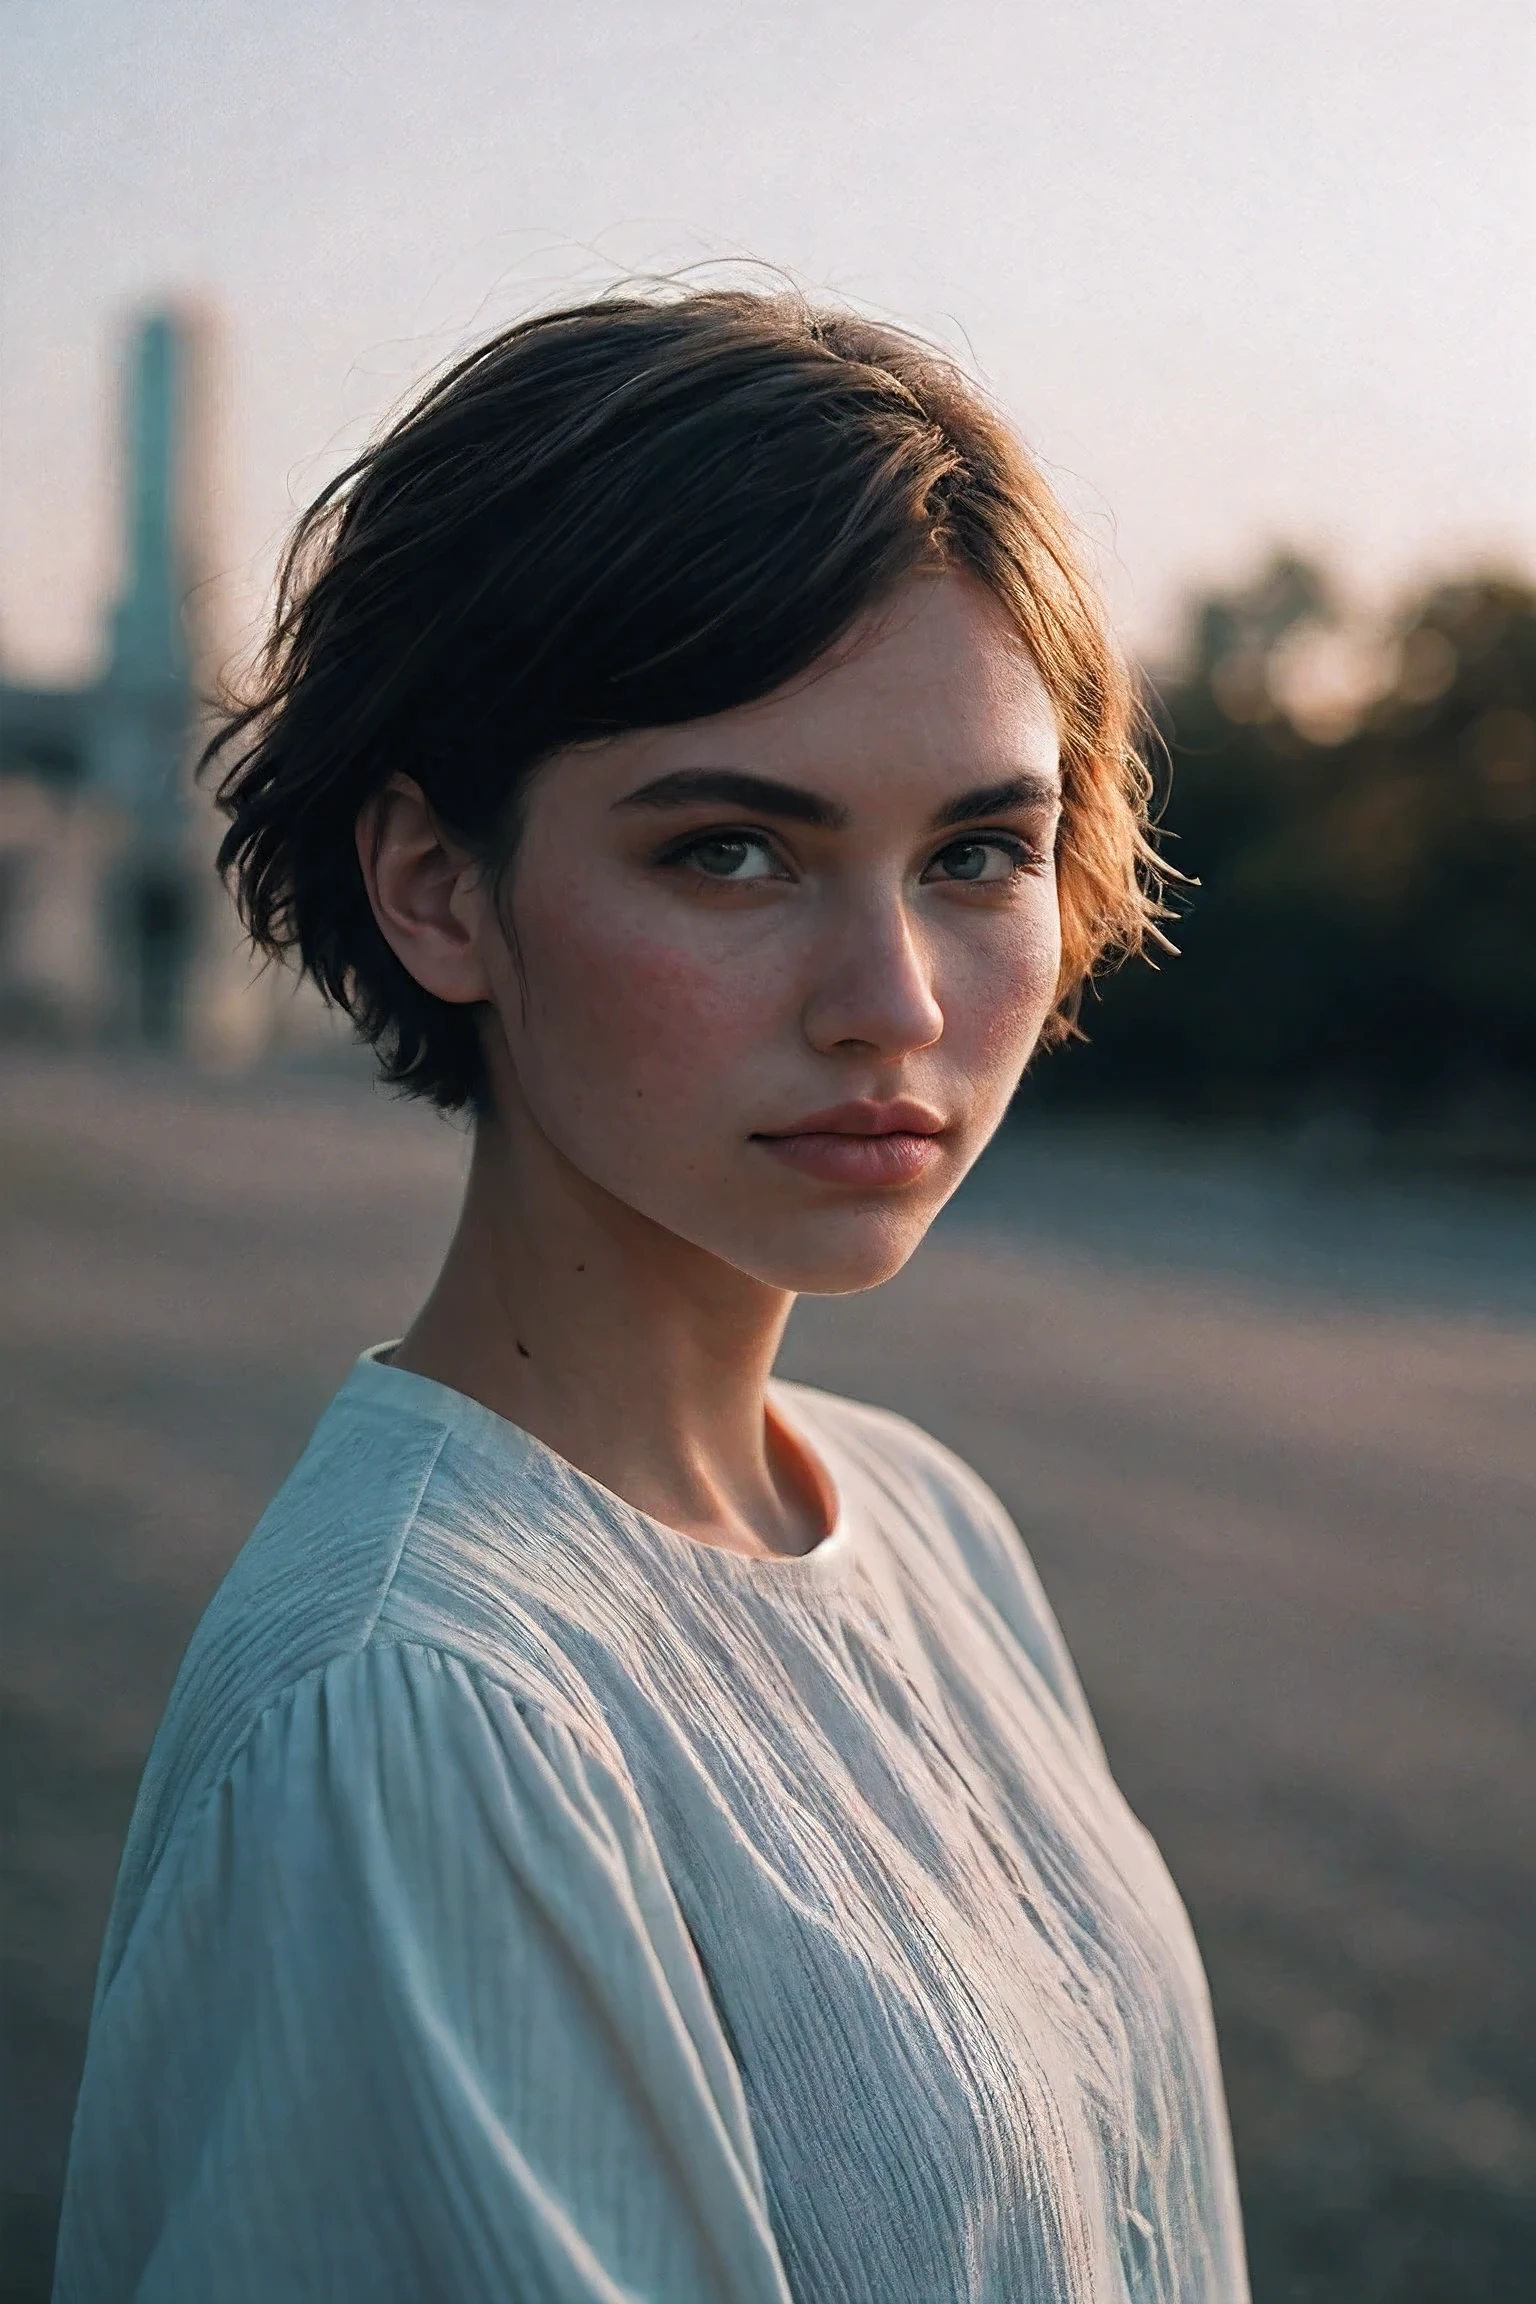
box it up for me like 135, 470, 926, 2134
800, 884, 945, 1061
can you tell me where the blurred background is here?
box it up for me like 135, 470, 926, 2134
2, 4, 1533, 2299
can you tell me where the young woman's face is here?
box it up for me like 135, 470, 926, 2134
480, 568, 1063, 1293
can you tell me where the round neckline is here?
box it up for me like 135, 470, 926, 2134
348, 1342, 862, 1589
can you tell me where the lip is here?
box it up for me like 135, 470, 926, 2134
750, 1099, 949, 1188
755, 1099, 946, 1139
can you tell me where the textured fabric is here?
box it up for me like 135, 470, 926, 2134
54, 1350, 1249, 2303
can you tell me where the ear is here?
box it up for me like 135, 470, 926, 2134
355, 776, 495, 1006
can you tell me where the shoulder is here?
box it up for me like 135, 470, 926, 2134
775, 1378, 1103, 1753
153, 1354, 625, 1772
108, 1365, 628, 1963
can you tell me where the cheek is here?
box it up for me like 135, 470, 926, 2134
498, 881, 785, 1137
944, 892, 1062, 1073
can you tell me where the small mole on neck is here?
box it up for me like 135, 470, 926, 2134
516, 1340, 531, 1360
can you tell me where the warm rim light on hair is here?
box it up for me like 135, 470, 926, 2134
203, 287, 1171, 1112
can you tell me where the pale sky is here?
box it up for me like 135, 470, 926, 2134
3, 0, 1533, 683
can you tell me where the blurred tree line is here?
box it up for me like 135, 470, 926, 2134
1040, 555, 1536, 1154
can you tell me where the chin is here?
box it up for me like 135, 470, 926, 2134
727, 1202, 939, 1297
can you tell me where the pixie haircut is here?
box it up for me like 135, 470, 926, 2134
206, 288, 1163, 1113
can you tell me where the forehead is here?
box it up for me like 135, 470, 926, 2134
584, 569, 1061, 796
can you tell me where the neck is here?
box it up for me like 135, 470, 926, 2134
391, 1110, 831, 1559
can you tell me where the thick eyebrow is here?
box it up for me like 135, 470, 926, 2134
611, 765, 1061, 833
929, 774, 1062, 830
612, 768, 850, 829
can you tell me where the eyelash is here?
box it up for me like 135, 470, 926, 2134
931, 832, 1050, 882
658, 828, 1051, 884
657, 829, 788, 880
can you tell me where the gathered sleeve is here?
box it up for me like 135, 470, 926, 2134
53, 1643, 794, 2304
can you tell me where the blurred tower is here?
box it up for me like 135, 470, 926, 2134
93, 304, 276, 1061
105, 314, 194, 764
90, 309, 205, 1043
0, 304, 297, 1063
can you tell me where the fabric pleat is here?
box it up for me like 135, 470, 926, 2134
53, 1351, 1248, 2303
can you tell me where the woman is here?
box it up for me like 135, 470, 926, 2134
54, 290, 1248, 2302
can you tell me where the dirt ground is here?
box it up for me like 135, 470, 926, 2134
3, 1052, 1534, 2302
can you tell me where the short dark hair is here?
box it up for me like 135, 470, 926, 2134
204, 288, 1163, 1112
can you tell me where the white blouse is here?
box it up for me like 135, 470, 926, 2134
54, 1349, 1249, 2302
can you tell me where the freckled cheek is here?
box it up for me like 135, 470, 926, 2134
510, 900, 794, 1113
940, 905, 1061, 1074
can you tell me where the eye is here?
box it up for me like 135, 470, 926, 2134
922, 833, 1041, 887
666, 830, 787, 882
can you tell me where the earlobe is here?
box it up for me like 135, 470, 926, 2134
355, 777, 495, 1007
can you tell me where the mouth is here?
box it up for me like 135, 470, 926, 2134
750, 1100, 948, 1189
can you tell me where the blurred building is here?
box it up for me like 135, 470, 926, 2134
0, 308, 292, 1066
